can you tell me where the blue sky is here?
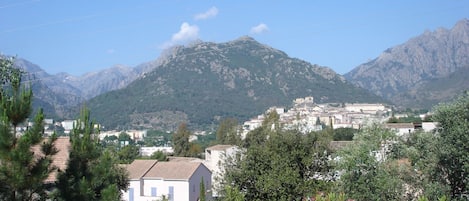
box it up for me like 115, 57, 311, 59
1, 1, 468, 76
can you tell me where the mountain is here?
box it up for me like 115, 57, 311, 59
58, 65, 138, 99
12, 58, 84, 117
345, 19, 469, 109
86, 36, 384, 131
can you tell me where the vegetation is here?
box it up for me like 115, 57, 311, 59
221, 111, 333, 200
53, 108, 129, 200
431, 92, 469, 199
332, 127, 357, 141
334, 124, 409, 200
216, 117, 241, 145
0, 56, 57, 200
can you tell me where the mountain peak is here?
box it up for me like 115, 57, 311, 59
235, 35, 255, 41
345, 18, 469, 109
452, 18, 469, 34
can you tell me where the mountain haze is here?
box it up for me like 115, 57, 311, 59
345, 19, 469, 109
86, 36, 384, 130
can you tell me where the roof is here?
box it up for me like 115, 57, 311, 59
168, 156, 204, 163
143, 161, 208, 180
385, 123, 415, 129
32, 137, 71, 183
206, 144, 236, 151
125, 159, 158, 180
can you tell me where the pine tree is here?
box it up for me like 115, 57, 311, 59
0, 56, 57, 201
53, 108, 128, 200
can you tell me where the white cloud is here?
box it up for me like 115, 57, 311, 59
194, 6, 218, 20
172, 22, 199, 42
250, 23, 269, 34
160, 22, 200, 49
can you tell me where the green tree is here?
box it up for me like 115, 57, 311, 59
222, 186, 245, 201
54, 109, 128, 200
172, 122, 191, 156
216, 118, 241, 145
150, 150, 168, 161
199, 177, 206, 201
397, 130, 449, 199
431, 92, 469, 199
334, 124, 411, 201
332, 127, 357, 141
0, 56, 57, 201
117, 144, 140, 164
118, 132, 133, 145
222, 124, 332, 200
188, 142, 202, 158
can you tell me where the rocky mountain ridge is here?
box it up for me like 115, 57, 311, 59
345, 19, 469, 108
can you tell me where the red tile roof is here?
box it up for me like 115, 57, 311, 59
143, 161, 205, 180
32, 137, 71, 183
125, 159, 158, 180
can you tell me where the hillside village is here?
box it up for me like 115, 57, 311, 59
17, 96, 442, 201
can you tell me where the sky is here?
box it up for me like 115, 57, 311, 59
1, 1, 468, 76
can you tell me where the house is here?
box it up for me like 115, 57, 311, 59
385, 123, 415, 136
31, 137, 71, 183
204, 145, 239, 197
123, 160, 211, 201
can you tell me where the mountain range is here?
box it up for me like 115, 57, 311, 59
85, 36, 383, 130
345, 19, 469, 109
6, 18, 469, 130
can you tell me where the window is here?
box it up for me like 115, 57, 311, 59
151, 187, 157, 197
129, 188, 134, 201
168, 186, 174, 201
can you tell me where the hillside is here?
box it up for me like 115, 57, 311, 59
11, 58, 84, 118
345, 19, 469, 109
86, 36, 384, 131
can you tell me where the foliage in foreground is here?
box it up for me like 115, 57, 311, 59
53, 109, 129, 200
221, 111, 333, 201
0, 56, 57, 201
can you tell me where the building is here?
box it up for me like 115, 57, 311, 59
140, 146, 174, 156
123, 160, 211, 201
385, 123, 415, 136
204, 145, 239, 197
32, 137, 71, 183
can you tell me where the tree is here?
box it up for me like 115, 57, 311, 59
117, 144, 140, 164
54, 108, 128, 200
216, 118, 241, 145
172, 122, 191, 157
332, 127, 357, 141
222, 123, 332, 200
150, 150, 168, 161
334, 124, 412, 201
431, 92, 469, 199
0, 56, 57, 201
199, 177, 206, 201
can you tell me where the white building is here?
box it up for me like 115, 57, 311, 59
385, 123, 415, 136
61, 120, 76, 133
204, 145, 239, 197
140, 146, 174, 156
344, 103, 386, 114
123, 160, 211, 201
